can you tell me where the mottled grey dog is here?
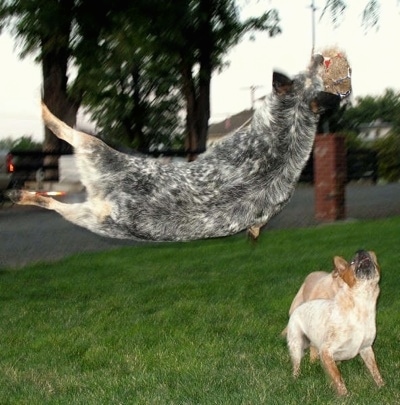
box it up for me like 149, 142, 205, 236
7, 55, 339, 241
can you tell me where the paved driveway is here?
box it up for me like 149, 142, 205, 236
268, 182, 400, 229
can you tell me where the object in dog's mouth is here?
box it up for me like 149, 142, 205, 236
318, 47, 352, 100
6, 47, 350, 241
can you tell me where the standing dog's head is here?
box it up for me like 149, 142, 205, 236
333, 250, 381, 289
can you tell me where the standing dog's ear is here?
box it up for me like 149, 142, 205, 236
333, 256, 357, 288
273, 72, 293, 95
310, 91, 341, 114
368, 251, 381, 275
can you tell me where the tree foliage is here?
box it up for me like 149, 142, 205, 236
78, 12, 184, 150
321, 0, 380, 29
0, 136, 42, 151
146, 0, 280, 157
340, 89, 400, 133
374, 133, 400, 182
0, 0, 280, 157
0, 0, 79, 154
337, 89, 400, 182
1, 0, 388, 159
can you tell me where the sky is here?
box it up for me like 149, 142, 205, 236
0, 0, 399, 141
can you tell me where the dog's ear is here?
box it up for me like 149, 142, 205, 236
308, 53, 324, 72
333, 256, 357, 287
368, 251, 377, 264
332, 256, 346, 278
310, 92, 341, 114
273, 72, 293, 95
368, 251, 381, 274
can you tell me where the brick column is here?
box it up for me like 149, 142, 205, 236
314, 134, 346, 222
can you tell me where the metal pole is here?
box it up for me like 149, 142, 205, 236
310, 0, 316, 55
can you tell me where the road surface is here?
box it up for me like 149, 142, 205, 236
1, 183, 400, 269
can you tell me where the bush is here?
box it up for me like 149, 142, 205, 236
374, 133, 400, 182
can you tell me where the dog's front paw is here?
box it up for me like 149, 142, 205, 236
247, 225, 260, 240
335, 382, 348, 397
375, 375, 385, 388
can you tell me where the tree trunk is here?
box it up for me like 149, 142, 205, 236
42, 53, 80, 180
39, 0, 80, 179
181, 0, 212, 161
196, 0, 212, 154
181, 62, 199, 161
41, 48, 80, 179
195, 55, 211, 158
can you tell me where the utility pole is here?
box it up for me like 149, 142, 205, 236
241, 85, 262, 110
310, 0, 317, 55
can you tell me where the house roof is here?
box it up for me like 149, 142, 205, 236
358, 119, 392, 131
208, 109, 254, 141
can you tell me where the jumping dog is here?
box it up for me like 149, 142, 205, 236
6, 55, 340, 241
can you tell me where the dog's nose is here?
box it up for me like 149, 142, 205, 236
356, 249, 369, 259
351, 249, 367, 264
353, 250, 375, 279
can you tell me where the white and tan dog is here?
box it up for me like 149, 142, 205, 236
286, 250, 384, 396
282, 257, 346, 360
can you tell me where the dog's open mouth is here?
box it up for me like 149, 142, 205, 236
351, 250, 376, 279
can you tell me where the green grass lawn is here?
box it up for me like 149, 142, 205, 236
1, 217, 400, 404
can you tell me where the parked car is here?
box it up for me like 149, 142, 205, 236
6, 150, 46, 188
3, 150, 82, 198
0, 150, 12, 192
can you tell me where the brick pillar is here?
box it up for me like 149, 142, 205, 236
314, 134, 346, 222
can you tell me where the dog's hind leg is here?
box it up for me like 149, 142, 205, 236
287, 326, 308, 378
41, 103, 117, 198
309, 346, 320, 363
359, 347, 384, 387
6, 190, 110, 231
41, 103, 97, 151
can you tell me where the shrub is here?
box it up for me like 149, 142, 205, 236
374, 133, 400, 182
